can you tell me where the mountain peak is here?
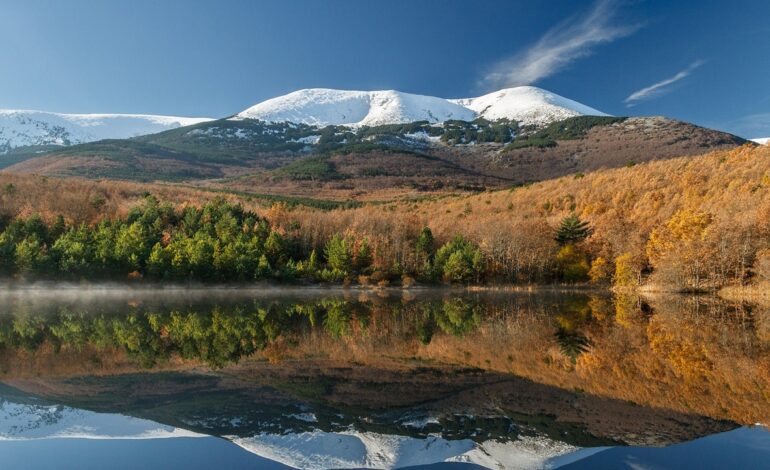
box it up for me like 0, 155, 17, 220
234, 88, 476, 127
234, 86, 607, 127
450, 86, 608, 126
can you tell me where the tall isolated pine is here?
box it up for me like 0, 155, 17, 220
555, 214, 593, 246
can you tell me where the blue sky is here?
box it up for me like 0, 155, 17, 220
1, 0, 769, 137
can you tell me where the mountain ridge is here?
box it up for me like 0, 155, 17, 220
234, 85, 606, 127
0, 109, 212, 153
0, 86, 605, 155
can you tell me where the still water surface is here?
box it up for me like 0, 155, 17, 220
0, 287, 767, 469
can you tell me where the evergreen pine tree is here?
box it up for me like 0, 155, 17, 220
324, 234, 351, 273
555, 214, 593, 246
355, 238, 372, 272
416, 227, 435, 260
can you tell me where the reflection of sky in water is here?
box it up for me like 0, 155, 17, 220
0, 426, 767, 469
561, 427, 770, 470
0, 437, 290, 470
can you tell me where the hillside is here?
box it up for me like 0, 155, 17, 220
0, 143, 768, 292
279, 143, 770, 290
1, 85, 748, 198
3, 115, 747, 200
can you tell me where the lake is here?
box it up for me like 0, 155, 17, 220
0, 286, 767, 469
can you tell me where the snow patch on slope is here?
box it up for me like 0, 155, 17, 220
231, 430, 579, 469
234, 86, 606, 128
0, 109, 212, 152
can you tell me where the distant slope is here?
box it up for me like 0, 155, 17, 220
0, 109, 212, 154
232, 431, 578, 470
0, 391, 203, 440
0, 85, 602, 158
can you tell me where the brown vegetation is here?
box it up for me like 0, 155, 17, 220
5, 117, 746, 203
2, 143, 769, 290
283, 144, 770, 290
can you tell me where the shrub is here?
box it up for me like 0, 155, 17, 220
755, 249, 770, 282
555, 244, 590, 282
434, 236, 484, 283
588, 256, 611, 284
613, 253, 638, 288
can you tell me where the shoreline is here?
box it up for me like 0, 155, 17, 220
0, 280, 766, 303
718, 283, 770, 305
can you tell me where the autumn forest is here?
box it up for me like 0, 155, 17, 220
0, 144, 768, 296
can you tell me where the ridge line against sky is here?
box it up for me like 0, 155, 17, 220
0, 0, 768, 137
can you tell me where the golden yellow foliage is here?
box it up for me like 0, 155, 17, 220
588, 256, 611, 284
613, 253, 637, 288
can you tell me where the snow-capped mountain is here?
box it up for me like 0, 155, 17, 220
752, 137, 769, 145
0, 86, 606, 154
0, 109, 212, 153
0, 393, 594, 469
235, 89, 477, 127
0, 398, 204, 440
232, 430, 587, 470
233, 86, 607, 127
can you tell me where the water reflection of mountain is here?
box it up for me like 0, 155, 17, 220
0, 379, 593, 469
5, 369, 735, 449
0, 289, 767, 430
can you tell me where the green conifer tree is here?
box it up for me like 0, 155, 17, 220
555, 214, 593, 246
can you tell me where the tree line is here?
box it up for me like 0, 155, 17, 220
0, 196, 499, 284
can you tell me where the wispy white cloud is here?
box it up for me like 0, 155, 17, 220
481, 0, 639, 90
624, 60, 706, 106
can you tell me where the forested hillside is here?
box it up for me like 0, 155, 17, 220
1, 144, 768, 291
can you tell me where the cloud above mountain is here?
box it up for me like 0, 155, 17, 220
481, 0, 639, 90
624, 60, 706, 106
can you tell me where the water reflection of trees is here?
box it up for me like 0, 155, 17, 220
0, 293, 768, 424
0, 297, 489, 368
